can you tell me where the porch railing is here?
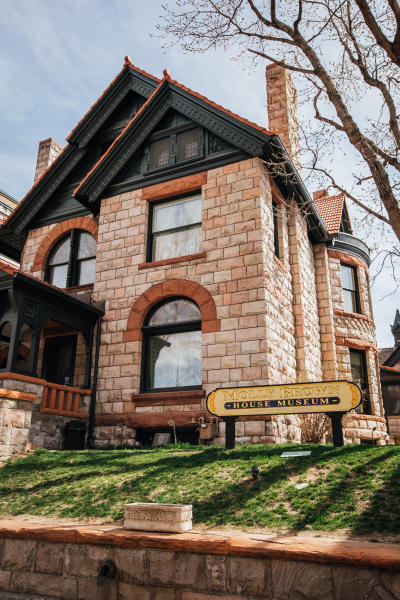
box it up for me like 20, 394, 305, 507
41, 382, 91, 417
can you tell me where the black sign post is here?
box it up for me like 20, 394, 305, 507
223, 416, 237, 450
326, 412, 345, 447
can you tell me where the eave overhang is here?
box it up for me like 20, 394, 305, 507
0, 270, 104, 328
263, 136, 330, 243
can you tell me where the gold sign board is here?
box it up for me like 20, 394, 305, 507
207, 380, 361, 417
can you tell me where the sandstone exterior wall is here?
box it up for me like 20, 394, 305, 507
326, 250, 387, 442
17, 156, 387, 446
288, 205, 322, 382
0, 529, 399, 600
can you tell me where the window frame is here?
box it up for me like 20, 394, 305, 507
146, 192, 202, 263
146, 125, 203, 173
272, 200, 280, 259
349, 348, 371, 414
45, 229, 96, 289
340, 263, 361, 314
140, 297, 202, 394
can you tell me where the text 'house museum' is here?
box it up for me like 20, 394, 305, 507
0, 58, 388, 452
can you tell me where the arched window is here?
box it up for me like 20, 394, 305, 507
46, 230, 96, 288
142, 298, 202, 392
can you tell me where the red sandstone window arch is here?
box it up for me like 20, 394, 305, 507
123, 280, 220, 343
32, 217, 98, 274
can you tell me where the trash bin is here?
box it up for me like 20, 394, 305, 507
65, 420, 86, 450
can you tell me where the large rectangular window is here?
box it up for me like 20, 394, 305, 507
341, 263, 360, 313
349, 349, 371, 414
150, 194, 202, 262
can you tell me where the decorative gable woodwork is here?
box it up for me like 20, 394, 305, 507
109, 109, 238, 193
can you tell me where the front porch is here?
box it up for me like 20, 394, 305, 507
0, 267, 103, 456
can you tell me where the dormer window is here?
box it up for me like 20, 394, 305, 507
148, 128, 201, 171
150, 138, 170, 168
177, 129, 198, 161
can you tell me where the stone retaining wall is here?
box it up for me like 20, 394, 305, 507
0, 522, 399, 599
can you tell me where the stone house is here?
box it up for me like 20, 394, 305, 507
0, 57, 388, 455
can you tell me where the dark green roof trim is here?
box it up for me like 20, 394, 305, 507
6, 145, 86, 234
3, 68, 158, 237
264, 135, 330, 244
68, 66, 158, 148
0, 270, 104, 320
326, 232, 370, 266
0, 189, 18, 205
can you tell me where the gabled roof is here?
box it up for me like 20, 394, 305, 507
0, 58, 331, 258
0, 58, 159, 240
313, 192, 352, 235
74, 71, 275, 205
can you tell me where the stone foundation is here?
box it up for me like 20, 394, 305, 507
0, 521, 399, 599
94, 424, 137, 448
215, 416, 301, 445
0, 390, 36, 461
387, 415, 400, 443
29, 410, 78, 451
343, 414, 388, 445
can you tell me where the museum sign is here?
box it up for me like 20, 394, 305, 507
206, 380, 361, 448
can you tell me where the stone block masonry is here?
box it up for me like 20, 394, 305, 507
0, 521, 399, 599
0, 389, 36, 461
19, 153, 386, 447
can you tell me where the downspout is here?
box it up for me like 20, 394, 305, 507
87, 312, 102, 449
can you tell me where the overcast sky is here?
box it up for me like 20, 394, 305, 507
0, 0, 397, 347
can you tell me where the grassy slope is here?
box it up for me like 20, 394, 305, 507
2, 443, 400, 537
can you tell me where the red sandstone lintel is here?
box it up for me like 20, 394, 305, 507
142, 172, 207, 202
132, 389, 205, 404
138, 252, 206, 270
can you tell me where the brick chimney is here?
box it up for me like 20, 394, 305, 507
266, 64, 301, 173
313, 189, 328, 201
34, 138, 63, 183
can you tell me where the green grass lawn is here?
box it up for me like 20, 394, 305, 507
1, 443, 400, 538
